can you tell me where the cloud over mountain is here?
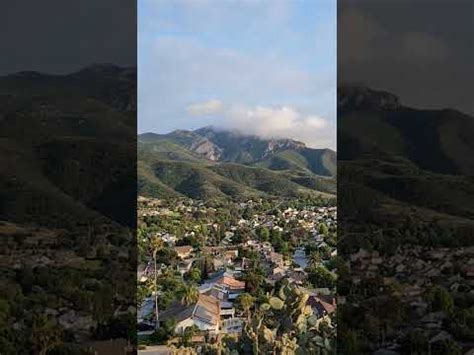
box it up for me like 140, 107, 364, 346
188, 99, 224, 116
187, 100, 335, 149
138, 0, 337, 142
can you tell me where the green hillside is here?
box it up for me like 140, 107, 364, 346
254, 148, 336, 176
138, 127, 336, 176
138, 129, 337, 200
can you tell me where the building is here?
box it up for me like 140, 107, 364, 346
175, 245, 194, 259
205, 275, 246, 301
158, 294, 220, 334
307, 295, 336, 319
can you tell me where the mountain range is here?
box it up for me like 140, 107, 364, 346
3, 62, 473, 229
138, 127, 337, 200
0, 64, 136, 227
338, 85, 474, 233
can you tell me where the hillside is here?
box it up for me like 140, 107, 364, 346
138, 128, 336, 200
338, 85, 474, 235
0, 65, 138, 351
0, 64, 137, 227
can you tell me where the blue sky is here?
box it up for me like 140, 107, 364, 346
138, 0, 336, 149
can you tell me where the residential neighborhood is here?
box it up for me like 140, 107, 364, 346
340, 242, 474, 353
137, 196, 337, 353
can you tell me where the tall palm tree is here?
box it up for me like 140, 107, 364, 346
181, 285, 200, 306
151, 236, 164, 328
308, 250, 322, 268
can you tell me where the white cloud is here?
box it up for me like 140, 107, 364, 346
187, 99, 224, 116
138, 0, 337, 138
187, 101, 335, 149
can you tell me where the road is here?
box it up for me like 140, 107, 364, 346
138, 345, 170, 355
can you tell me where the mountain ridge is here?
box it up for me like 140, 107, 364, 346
139, 126, 335, 169
338, 85, 474, 231
138, 126, 337, 200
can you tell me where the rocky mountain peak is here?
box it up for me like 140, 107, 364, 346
265, 138, 305, 155
189, 137, 222, 161
338, 85, 401, 111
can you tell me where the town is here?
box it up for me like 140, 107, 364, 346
137, 196, 337, 353
339, 235, 474, 354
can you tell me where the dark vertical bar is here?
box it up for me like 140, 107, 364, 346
0, 1, 137, 353
338, 0, 474, 353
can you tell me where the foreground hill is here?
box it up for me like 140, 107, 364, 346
138, 128, 336, 200
0, 65, 137, 351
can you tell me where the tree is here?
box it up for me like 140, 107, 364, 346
318, 223, 329, 236
180, 285, 200, 306
257, 227, 270, 242
426, 286, 454, 314
307, 266, 336, 289
30, 314, 62, 355
151, 236, 164, 328
342, 328, 362, 354
237, 293, 256, 321
93, 284, 115, 324
308, 251, 322, 268
180, 325, 199, 347
187, 267, 202, 284
137, 282, 150, 308
243, 269, 264, 294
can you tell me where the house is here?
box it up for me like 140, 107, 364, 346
224, 249, 239, 263
175, 245, 194, 259
307, 295, 336, 319
350, 248, 370, 262
202, 246, 223, 257
269, 267, 287, 283
397, 284, 423, 298
212, 276, 246, 300
224, 231, 234, 240
161, 233, 177, 244
219, 300, 236, 319
272, 266, 287, 276
268, 252, 285, 266
177, 259, 194, 275
200, 272, 246, 301
287, 270, 307, 285
158, 294, 220, 334
221, 317, 244, 334
463, 265, 474, 280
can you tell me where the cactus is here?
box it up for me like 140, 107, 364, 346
269, 296, 285, 310
242, 283, 335, 355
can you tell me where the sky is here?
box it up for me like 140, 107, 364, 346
0, 0, 136, 75
138, 0, 336, 149
338, 0, 473, 116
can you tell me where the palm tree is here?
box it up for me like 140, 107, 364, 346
308, 250, 322, 268
244, 269, 263, 294
151, 236, 164, 328
181, 285, 200, 306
